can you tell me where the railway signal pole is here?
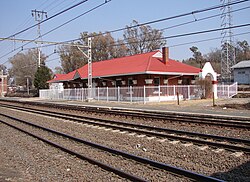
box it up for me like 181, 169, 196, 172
31, 10, 47, 67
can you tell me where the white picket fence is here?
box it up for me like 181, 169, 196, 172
217, 82, 238, 98
40, 83, 237, 103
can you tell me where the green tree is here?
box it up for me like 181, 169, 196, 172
34, 66, 52, 90
189, 46, 206, 68
236, 40, 250, 62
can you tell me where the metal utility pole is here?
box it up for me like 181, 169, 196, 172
87, 38, 92, 100
76, 37, 92, 101
31, 10, 47, 67
220, 0, 235, 82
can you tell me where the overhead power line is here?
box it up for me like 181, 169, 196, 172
0, 0, 89, 43
0, 0, 111, 60
108, 23, 250, 48
1, 0, 248, 63
168, 31, 250, 48
65, 0, 250, 44
5, 23, 250, 59
22, 4, 250, 51
0, 37, 88, 47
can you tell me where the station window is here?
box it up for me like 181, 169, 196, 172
128, 78, 133, 87
154, 77, 160, 86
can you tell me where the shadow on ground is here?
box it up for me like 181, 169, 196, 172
211, 161, 250, 182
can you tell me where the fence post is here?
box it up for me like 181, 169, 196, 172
212, 92, 215, 107
97, 87, 99, 101
235, 82, 238, 95
174, 85, 176, 99
130, 86, 132, 103
143, 85, 146, 104
177, 92, 180, 105
107, 87, 109, 102
158, 85, 161, 102
188, 85, 190, 100
228, 85, 230, 98
81, 88, 83, 102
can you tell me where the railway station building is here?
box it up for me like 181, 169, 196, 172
45, 47, 222, 102
48, 47, 201, 89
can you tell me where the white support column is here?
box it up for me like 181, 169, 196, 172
118, 86, 120, 102
213, 84, 218, 99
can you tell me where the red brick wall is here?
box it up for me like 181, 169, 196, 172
64, 74, 196, 88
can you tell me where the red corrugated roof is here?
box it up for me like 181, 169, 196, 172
47, 70, 76, 83
48, 50, 201, 83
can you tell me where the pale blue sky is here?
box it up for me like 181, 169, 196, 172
0, 0, 249, 71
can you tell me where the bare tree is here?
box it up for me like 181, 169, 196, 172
9, 49, 46, 86
59, 32, 128, 73
123, 20, 166, 55
204, 48, 221, 73
59, 43, 87, 73
81, 32, 127, 61
54, 66, 64, 74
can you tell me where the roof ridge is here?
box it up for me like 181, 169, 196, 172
94, 50, 158, 63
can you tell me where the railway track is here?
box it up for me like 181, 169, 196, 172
0, 103, 249, 153
1, 99, 249, 129
0, 113, 223, 181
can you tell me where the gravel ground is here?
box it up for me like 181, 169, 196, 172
1, 117, 185, 182
0, 105, 249, 181
19, 102, 250, 140
0, 123, 127, 182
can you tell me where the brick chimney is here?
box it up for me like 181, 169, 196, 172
162, 47, 169, 64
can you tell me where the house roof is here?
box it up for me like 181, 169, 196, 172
48, 50, 201, 83
47, 70, 76, 83
232, 60, 250, 69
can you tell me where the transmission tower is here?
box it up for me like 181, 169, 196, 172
220, 0, 235, 82
31, 10, 47, 67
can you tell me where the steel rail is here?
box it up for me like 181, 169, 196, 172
1, 100, 249, 128
0, 120, 146, 182
1, 103, 249, 144
0, 104, 249, 153
81, 107, 250, 129
0, 116, 224, 182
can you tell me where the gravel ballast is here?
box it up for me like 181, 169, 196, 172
0, 104, 249, 181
